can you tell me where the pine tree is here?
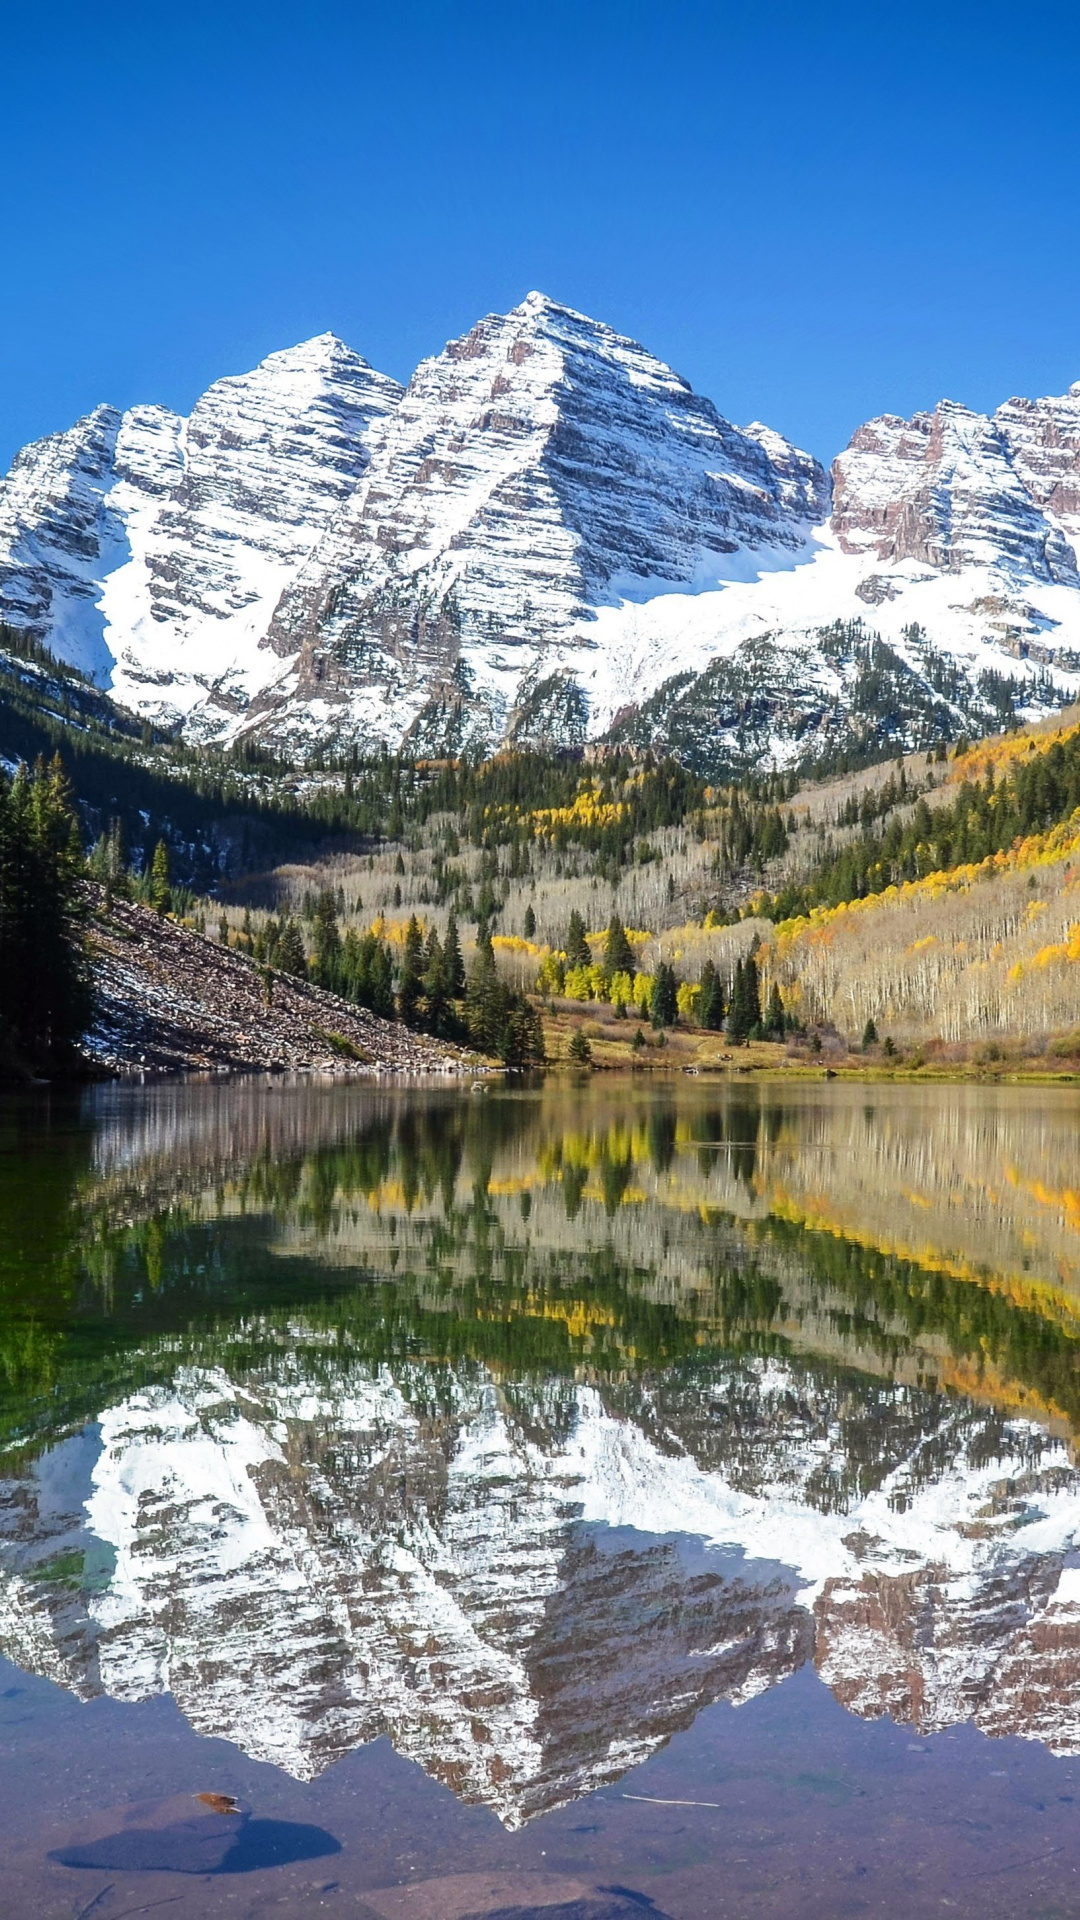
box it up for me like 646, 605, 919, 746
523, 904, 536, 939
650, 961, 678, 1029
503, 999, 546, 1068
465, 927, 506, 1055
764, 981, 786, 1038
744, 953, 762, 1034
603, 912, 635, 980
276, 918, 307, 977
567, 1028, 592, 1065
398, 915, 426, 1026
149, 839, 171, 916
0, 756, 92, 1077
698, 960, 725, 1030
442, 909, 466, 998
463, 924, 542, 1064
726, 958, 750, 1040
422, 926, 447, 1033
311, 890, 341, 986
862, 1017, 878, 1048
345, 929, 394, 1017
565, 909, 590, 969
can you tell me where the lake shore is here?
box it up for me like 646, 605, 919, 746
538, 1006, 1080, 1083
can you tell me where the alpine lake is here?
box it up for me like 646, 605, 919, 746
3, 1073, 1080, 1919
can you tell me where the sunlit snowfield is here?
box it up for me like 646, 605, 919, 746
3, 1075, 1080, 1918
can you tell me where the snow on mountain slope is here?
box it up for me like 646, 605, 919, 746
103, 336, 403, 731
0, 405, 122, 679
250, 292, 829, 751
605, 385, 1080, 770
2, 1353, 1079, 1820
5, 302, 1080, 759
0, 336, 402, 730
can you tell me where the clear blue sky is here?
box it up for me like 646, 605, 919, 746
4, 0, 1080, 469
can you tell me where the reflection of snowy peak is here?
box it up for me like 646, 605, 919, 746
2, 1353, 1080, 1819
5, 306, 1080, 762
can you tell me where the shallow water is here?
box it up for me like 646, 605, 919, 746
3, 1073, 1080, 1917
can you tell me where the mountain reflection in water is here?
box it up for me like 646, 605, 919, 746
2, 1076, 1080, 1829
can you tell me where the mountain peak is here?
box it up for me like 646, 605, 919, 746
5, 304, 1080, 762
253, 332, 382, 379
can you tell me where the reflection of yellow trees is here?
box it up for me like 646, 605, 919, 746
767, 1188, 1080, 1338
1005, 1167, 1080, 1234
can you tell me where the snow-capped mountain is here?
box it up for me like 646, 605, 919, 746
0, 336, 401, 732
250, 293, 828, 751
2, 1351, 1079, 1824
4, 298, 1080, 762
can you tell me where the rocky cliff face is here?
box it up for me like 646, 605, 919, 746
832, 402, 1080, 582
2, 1351, 1078, 1822
5, 303, 1080, 762
251, 293, 828, 751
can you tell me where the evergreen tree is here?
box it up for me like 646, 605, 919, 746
0, 756, 92, 1076
276, 918, 307, 977
349, 930, 394, 1017
726, 958, 751, 1040
650, 961, 678, 1029
464, 925, 543, 1064
502, 998, 546, 1068
465, 924, 503, 1054
311, 890, 342, 986
149, 839, 171, 916
698, 960, 725, 1030
397, 915, 425, 1026
744, 953, 762, 1033
523, 904, 536, 939
603, 912, 635, 980
862, 1016, 878, 1048
441, 909, 466, 998
565, 909, 591, 969
567, 1029, 592, 1065
422, 926, 447, 1033
764, 981, 786, 1038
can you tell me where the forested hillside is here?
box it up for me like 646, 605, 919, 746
6, 599, 1080, 1072
753, 712, 1080, 1046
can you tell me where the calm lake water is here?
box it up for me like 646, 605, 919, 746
3, 1073, 1080, 1919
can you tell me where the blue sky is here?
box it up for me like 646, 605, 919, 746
3, 0, 1080, 468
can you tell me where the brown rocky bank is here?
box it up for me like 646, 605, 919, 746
84, 899, 478, 1077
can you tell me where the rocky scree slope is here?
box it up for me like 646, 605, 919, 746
4, 298, 1080, 765
85, 898, 473, 1076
